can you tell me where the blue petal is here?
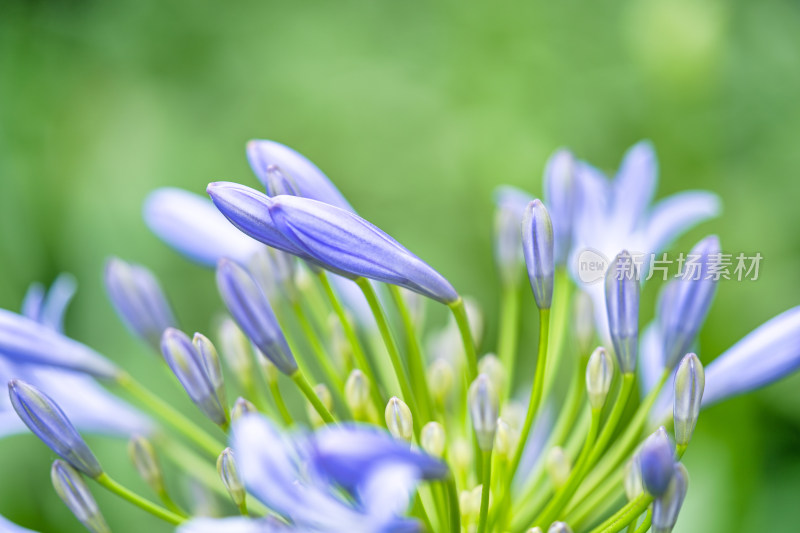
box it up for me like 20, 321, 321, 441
179, 517, 283, 533
0, 514, 38, 533
645, 191, 721, 253
37, 274, 77, 333
611, 141, 658, 233
639, 322, 666, 398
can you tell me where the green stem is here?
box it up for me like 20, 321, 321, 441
633, 510, 652, 533
497, 283, 521, 399
449, 297, 479, 383
589, 494, 652, 533
389, 285, 434, 423
95, 473, 184, 525
507, 308, 551, 483
291, 370, 336, 424
445, 475, 462, 533
291, 300, 345, 391
356, 278, 420, 429
157, 488, 188, 518
478, 450, 493, 533
269, 380, 294, 426
585, 373, 636, 466
116, 374, 225, 457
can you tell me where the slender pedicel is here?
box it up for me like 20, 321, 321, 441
522, 200, 555, 310
306, 383, 333, 428
51, 460, 110, 533
674, 353, 704, 449
605, 250, 640, 373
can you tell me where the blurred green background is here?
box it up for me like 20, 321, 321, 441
2, 0, 800, 531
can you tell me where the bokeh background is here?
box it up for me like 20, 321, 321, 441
2, 0, 800, 531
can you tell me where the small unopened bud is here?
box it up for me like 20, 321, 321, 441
421, 422, 446, 457
640, 427, 676, 497
469, 485, 483, 521
128, 435, 164, 494
263, 164, 300, 197
451, 438, 473, 475
345, 370, 371, 419
526, 528, 544, 533
218, 318, 254, 388
501, 401, 526, 431
548, 522, 573, 533
51, 460, 109, 533
494, 194, 525, 286
605, 251, 640, 373
9, 380, 102, 478
161, 328, 228, 426
217, 448, 246, 509
193, 332, 228, 414
468, 374, 499, 451
522, 200, 555, 309
546, 447, 571, 488
231, 397, 257, 421
306, 384, 333, 428
479, 353, 507, 399
624, 457, 643, 501
385, 397, 414, 441
428, 358, 454, 405
460, 490, 478, 524
652, 463, 689, 533
674, 353, 704, 447
573, 291, 595, 357
586, 347, 614, 410
494, 419, 516, 458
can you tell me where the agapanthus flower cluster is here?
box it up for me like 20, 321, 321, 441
2, 139, 799, 533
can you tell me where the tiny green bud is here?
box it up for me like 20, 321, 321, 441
421, 422, 446, 457
548, 522, 573, 533
546, 447, 571, 489
385, 397, 414, 441
427, 358, 454, 405
231, 397, 257, 421
479, 353, 507, 399
345, 369, 371, 419
674, 353, 704, 447
494, 418, 515, 458
51, 460, 110, 533
624, 457, 643, 501
306, 383, 333, 428
468, 374, 499, 451
501, 401, 526, 431
586, 347, 614, 409
218, 317, 254, 388
217, 448, 245, 509
128, 435, 164, 494
574, 290, 595, 357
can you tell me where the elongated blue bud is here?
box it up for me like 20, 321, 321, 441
543, 149, 577, 265
193, 333, 228, 414
9, 380, 102, 477
605, 250, 640, 373
586, 347, 613, 409
128, 435, 165, 495
217, 448, 245, 509
674, 353, 704, 447
263, 165, 300, 197
51, 460, 110, 533
0, 310, 119, 379
215, 258, 297, 375
639, 427, 675, 497
246, 139, 354, 212
522, 200, 555, 309
469, 374, 499, 451
660, 236, 720, 369
652, 463, 689, 533
104, 258, 177, 350
161, 328, 228, 426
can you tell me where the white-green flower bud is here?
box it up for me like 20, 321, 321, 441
624, 456, 643, 501
586, 347, 614, 409
217, 447, 245, 509
257, 353, 279, 385
674, 353, 704, 447
479, 353, 507, 399
427, 358, 454, 405
460, 489, 478, 524
501, 401, 526, 431
546, 447, 571, 489
51, 460, 109, 533
494, 418, 516, 458
469, 374, 499, 451
385, 397, 413, 441
230, 397, 257, 421
307, 384, 333, 428
421, 422, 445, 457
548, 522, 573, 533
526, 528, 544, 533
128, 435, 164, 494
218, 317, 254, 389
451, 437, 473, 475
345, 369, 371, 419
573, 290, 595, 357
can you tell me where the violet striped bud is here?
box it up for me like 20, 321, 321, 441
639, 427, 675, 497
128, 435, 165, 495
652, 463, 689, 533
104, 257, 177, 350
605, 250, 640, 373
469, 374, 499, 451
9, 380, 102, 477
522, 200, 555, 309
586, 347, 614, 409
548, 522, 573, 533
385, 397, 413, 442
674, 353, 704, 447
215, 258, 297, 375
51, 460, 109, 533
263, 164, 300, 198
217, 448, 245, 509
161, 328, 228, 426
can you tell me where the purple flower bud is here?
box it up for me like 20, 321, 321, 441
161, 328, 228, 426
605, 250, 640, 373
8, 380, 103, 477
246, 139, 354, 212
262, 165, 300, 198
215, 259, 297, 375
104, 258, 177, 350
652, 463, 688, 533
659, 236, 720, 369
51, 460, 109, 533
469, 374, 499, 451
543, 149, 577, 265
639, 427, 675, 497
522, 200, 555, 309
674, 353, 704, 447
